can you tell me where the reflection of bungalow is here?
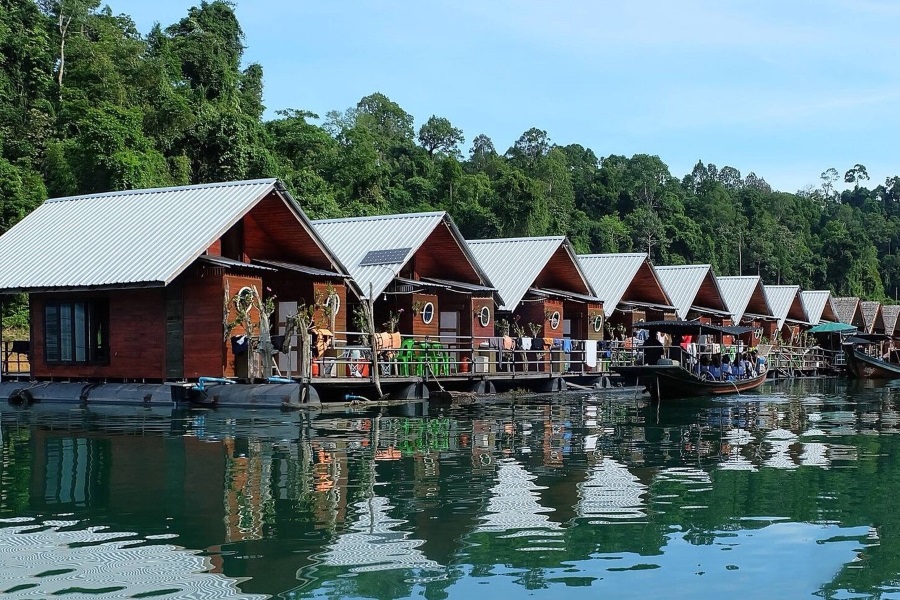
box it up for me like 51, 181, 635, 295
717, 276, 776, 343
832, 297, 867, 330
476, 457, 562, 533
860, 301, 885, 335
577, 253, 676, 332
882, 305, 900, 339
466, 237, 601, 341
653, 265, 730, 324
763, 285, 809, 342
800, 291, 839, 326
0, 179, 350, 381
313, 212, 496, 357
317, 495, 441, 573
576, 457, 646, 521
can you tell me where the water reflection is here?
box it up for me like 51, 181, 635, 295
2, 379, 900, 598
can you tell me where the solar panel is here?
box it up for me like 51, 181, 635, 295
359, 247, 411, 266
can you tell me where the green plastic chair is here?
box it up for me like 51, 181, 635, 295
429, 342, 451, 376
397, 337, 416, 377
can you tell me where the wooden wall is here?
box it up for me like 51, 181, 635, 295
222, 274, 264, 378
182, 271, 226, 378
311, 281, 347, 335
30, 289, 166, 380
514, 298, 564, 340
471, 297, 494, 344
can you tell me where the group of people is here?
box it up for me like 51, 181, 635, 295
693, 352, 763, 381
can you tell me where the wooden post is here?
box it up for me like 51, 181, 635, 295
367, 283, 384, 399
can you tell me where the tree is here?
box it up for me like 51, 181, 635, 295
844, 163, 870, 188
417, 115, 464, 158
820, 167, 839, 200
506, 127, 550, 168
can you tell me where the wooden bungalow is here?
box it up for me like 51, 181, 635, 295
576, 253, 676, 332
0, 179, 352, 382
312, 212, 497, 372
882, 305, 900, 339
860, 301, 886, 335
716, 276, 776, 345
800, 291, 839, 326
653, 265, 730, 324
763, 285, 809, 343
832, 297, 867, 330
466, 237, 601, 373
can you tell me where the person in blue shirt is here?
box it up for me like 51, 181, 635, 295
708, 356, 722, 380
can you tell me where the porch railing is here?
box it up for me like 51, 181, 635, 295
0, 340, 30, 377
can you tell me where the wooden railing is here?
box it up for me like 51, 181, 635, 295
1, 340, 30, 376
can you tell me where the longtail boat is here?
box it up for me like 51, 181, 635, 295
843, 336, 900, 379
611, 320, 768, 401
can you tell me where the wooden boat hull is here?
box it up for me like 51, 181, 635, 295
613, 364, 768, 401
843, 346, 900, 379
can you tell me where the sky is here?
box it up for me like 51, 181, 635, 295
115, 0, 900, 194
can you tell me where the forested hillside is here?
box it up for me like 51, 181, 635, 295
2, 0, 899, 329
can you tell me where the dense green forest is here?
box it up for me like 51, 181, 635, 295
2, 0, 899, 329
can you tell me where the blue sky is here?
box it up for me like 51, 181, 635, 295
117, 0, 900, 193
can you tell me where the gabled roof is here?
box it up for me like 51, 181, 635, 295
654, 265, 728, 320
800, 291, 838, 325
467, 237, 595, 311
832, 297, 867, 328
577, 253, 673, 317
313, 212, 491, 300
0, 178, 347, 293
860, 300, 885, 334
764, 285, 808, 330
882, 305, 900, 336
717, 276, 773, 323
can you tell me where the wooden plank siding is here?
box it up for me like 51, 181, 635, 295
30, 289, 166, 380
182, 270, 227, 379
222, 274, 264, 378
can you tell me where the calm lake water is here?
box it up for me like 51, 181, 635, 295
1, 379, 899, 599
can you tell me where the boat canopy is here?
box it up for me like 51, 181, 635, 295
632, 320, 754, 336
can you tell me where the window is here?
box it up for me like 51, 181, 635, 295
479, 306, 491, 328
44, 300, 109, 364
421, 302, 435, 324
549, 310, 561, 330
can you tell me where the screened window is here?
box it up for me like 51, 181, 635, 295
44, 300, 109, 364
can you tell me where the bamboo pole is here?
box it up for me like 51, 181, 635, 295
367, 283, 384, 399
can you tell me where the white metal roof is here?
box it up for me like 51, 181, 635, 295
313, 211, 490, 300
764, 285, 807, 329
577, 253, 659, 317
466, 236, 595, 311
717, 276, 772, 322
800, 290, 835, 325
0, 178, 344, 292
654, 264, 724, 320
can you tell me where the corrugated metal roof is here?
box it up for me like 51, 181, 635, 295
420, 277, 496, 293
253, 259, 346, 279
800, 291, 834, 325
577, 253, 653, 316
717, 276, 772, 322
882, 305, 900, 336
860, 300, 883, 333
763, 285, 807, 329
466, 237, 594, 311
313, 212, 491, 300
0, 178, 332, 292
654, 265, 723, 320
200, 255, 276, 272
